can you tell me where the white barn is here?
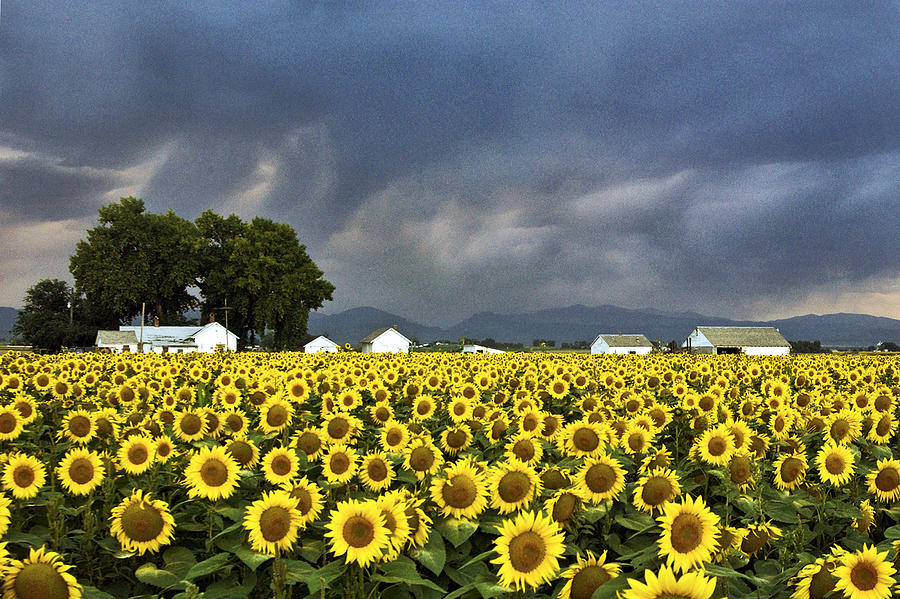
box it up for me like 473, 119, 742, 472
303, 335, 339, 353
590, 334, 653, 355
361, 327, 411, 353
462, 344, 505, 354
683, 326, 790, 356
118, 322, 238, 353
95, 330, 139, 353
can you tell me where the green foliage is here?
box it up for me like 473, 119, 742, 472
12, 279, 94, 350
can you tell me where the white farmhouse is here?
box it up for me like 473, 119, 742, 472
303, 335, 339, 353
118, 322, 238, 353
590, 334, 653, 355
361, 326, 411, 353
95, 330, 139, 353
683, 326, 790, 356
462, 344, 505, 354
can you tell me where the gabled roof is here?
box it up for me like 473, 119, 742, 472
362, 327, 411, 344
120, 325, 202, 345
302, 335, 338, 347
592, 334, 653, 348
695, 326, 790, 347
96, 330, 138, 345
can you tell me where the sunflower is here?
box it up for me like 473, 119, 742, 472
403, 492, 433, 548
321, 444, 358, 486
833, 544, 896, 599
619, 564, 716, 599
11, 395, 37, 425
379, 420, 410, 453
575, 454, 626, 504
544, 488, 584, 528
226, 437, 260, 469
243, 490, 303, 556
153, 434, 176, 464
0, 406, 24, 442
323, 414, 360, 445
403, 438, 444, 480
488, 461, 542, 514
325, 499, 390, 567
183, 445, 240, 501
558, 550, 621, 599
173, 409, 208, 442
816, 441, 856, 487
57, 448, 105, 496
695, 424, 735, 467
826, 409, 863, 444
109, 489, 176, 555
1, 546, 82, 599
376, 492, 412, 559
740, 521, 782, 557
867, 458, 900, 503
263, 446, 302, 486
0, 493, 11, 537
117, 435, 156, 475
791, 556, 840, 599
56, 409, 95, 444
2, 453, 46, 499
505, 433, 544, 466
431, 458, 489, 520
368, 400, 394, 425
292, 428, 325, 462
773, 452, 808, 492
491, 510, 565, 591
560, 421, 608, 458
411, 395, 437, 421
633, 468, 681, 514
657, 495, 720, 573
359, 452, 395, 492
283, 477, 324, 527
446, 396, 472, 424
867, 413, 897, 445
258, 396, 294, 434
854, 499, 875, 534
621, 423, 653, 455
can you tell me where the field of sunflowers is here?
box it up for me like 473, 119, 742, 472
0, 350, 899, 599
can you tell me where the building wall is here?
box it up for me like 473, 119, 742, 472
305, 341, 338, 353
743, 346, 790, 356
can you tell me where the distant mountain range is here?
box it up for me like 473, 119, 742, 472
308, 304, 900, 348
3, 304, 900, 348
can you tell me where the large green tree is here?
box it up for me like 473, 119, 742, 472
13, 279, 94, 350
196, 211, 335, 349
69, 197, 202, 326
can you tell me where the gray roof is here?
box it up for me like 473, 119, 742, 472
696, 326, 790, 347
594, 334, 653, 348
96, 330, 138, 345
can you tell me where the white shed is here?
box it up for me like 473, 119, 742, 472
590, 334, 653, 355
303, 335, 339, 353
119, 322, 238, 353
96, 330, 139, 353
683, 326, 790, 356
361, 327, 411, 353
462, 344, 505, 354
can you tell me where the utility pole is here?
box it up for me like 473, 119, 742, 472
140, 302, 145, 352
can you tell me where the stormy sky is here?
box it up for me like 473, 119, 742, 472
2, 2, 899, 325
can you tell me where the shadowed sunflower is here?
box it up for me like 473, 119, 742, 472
867, 413, 897, 445
431, 458, 489, 520
867, 458, 900, 503
325, 499, 390, 567
544, 488, 584, 529
0, 492, 10, 537
633, 468, 681, 514
109, 489, 175, 555
243, 490, 303, 556
153, 434, 176, 464
183, 445, 240, 500
826, 409, 863, 444
854, 500, 875, 534
400, 491, 432, 548
323, 413, 360, 444
2, 453, 46, 499
258, 396, 294, 434
282, 477, 324, 527
117, 435, 156, 475
559, 550, 620, 599
380, 420, 410, 453
791, 556, 840, 599
816, 442, 856, 487
0, 406, 24, 442
491, 510, 565, 592
1, 546, 82, 599
773, 452, 808, 492
291, 428, 324, 462
376, 491, 412, 560
263, 446, 302, 486
489, 461, 542, 514
226, 437, 260, 469
440, 425, 473, 456
359, 452, 395, 492
657, 495, 720, 573
619, 564, 715, 599
57, 448, 105, 496
505, 433, 544, 466
740, 521, 782, 557
575, 454, 626, 504
834, 544, 896, 599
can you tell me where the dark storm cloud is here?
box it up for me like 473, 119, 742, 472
1, 2, 899, 319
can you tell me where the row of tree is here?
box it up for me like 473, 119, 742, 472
15, 198, 334, 351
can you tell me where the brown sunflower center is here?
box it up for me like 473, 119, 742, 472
540, 469, 568, 490
13, 562, 70, 599
375, 407, 390, 422
707, 436, 727, 456
263, 405, 287, 428
442, 474, 477, 509
498, 471, 532, 503
584, 463, 616, 493
512, 440, 535, 462
416, 401, 431, 416
491, 421, 507, 440
641, 477, 673, 506
508, 531, 547, 573
225, 414, 244, 433
297, 431, 321, 455
446, 430, 467, 449
228, 441, 254, 466
260, 506, 292, 542
409, 447, 435, 472
290, 487, 312, 514
875, 467, 900, 493
271, 454, 293, 476
570, 564, 612, 599
381, 510, 397, 533
0, 412, 17, 434
128, 444, 149, 465
200, 458, 229, 487
67, 415, 91, 438
327, 418, 349, 439
698, 396, 715, 412
830, 420, 849, 442
849, 561, 879, 591
120, 501, 165, 542
628, 433, 645, 452
669, 513, 703, 554
180, 414, 203, 436
780, 457, 804, 483
876, 416, 892, 437
573, 428, 599, 452
551, 492, 579, 523
13, 465, 35, 488
453, 403, 466, 416
825, 453, 846, 475
807, 565, 837, 599
343, 515, 376, 548
367, 459, 388, 482
386, 429, 403, 447
68, 457, 95, 485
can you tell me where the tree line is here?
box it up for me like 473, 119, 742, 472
14, 197, 334, 351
